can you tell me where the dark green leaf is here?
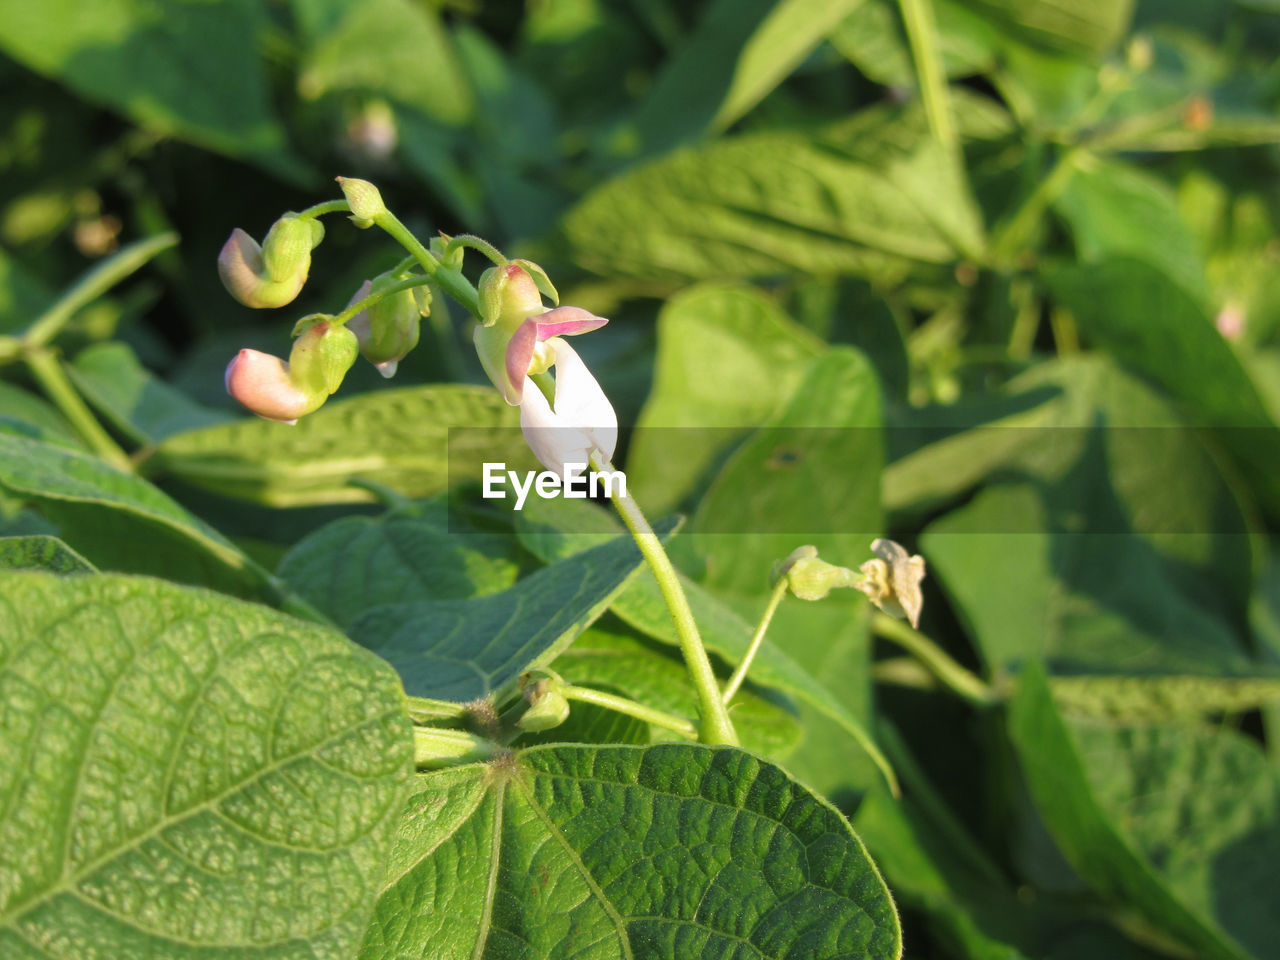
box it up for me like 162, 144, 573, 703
347, 520, 678, 703
278, 504, 522, 628
359, 744, 902, 960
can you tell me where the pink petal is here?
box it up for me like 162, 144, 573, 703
504, 307, 608, 405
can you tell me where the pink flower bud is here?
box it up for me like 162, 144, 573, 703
224, 349, 322, 424
217, 219, 317, 310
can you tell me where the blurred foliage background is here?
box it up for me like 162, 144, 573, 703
4, 1, 1280, 958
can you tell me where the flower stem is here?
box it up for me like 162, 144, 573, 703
722, 577, 788, 704
870, 612, 998, 706
589, 450, 738, 746
296, 199, 351, 220
372, 211, 481, 317
561, 685, 698, 740
330, 275, 434, 327
444, 234, 508, 266
24, 347, 134, 473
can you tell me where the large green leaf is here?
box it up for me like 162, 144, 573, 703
559, 103, 985, 285
153, 385, 531, 507
347, 520, 677, 703
0, 535, 96, 574
69, 341, 232, 445
0, 428, 272, 598
627, 284, 822, 515
1011, 665, 1279, 960
359, 744, 902, 960
0, 573, 413, 959
688, 347, 883, 594
0, 0, 303, 177
278, 504, 522, 628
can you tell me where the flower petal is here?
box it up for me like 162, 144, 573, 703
504, 307, 609, 407
224, 349, 314, 424
517, 340, 617, 474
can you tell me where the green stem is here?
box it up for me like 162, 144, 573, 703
445, 234, 508, 266
373, 211, 481, 317
590, 450, 739, 746
992, 147, 1082, 264
23, 232, 179, 350
561, 685, 698, 740
870, 612, 998, 706
1050, 305, 1079, 356
24, 347, 134, 472
898, 0, 958, 158
296, 199, 351, 220
331, 275, 434, 326
722, 577, 788, 704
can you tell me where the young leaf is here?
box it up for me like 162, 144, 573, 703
0, 572, 413, 958
347, 519, 679, 703
154, 385, 531, 507
359, 744, 902, 960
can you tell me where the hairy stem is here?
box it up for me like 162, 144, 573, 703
590, 450, 738, 746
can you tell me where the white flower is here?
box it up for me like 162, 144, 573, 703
518, 338, 617, 474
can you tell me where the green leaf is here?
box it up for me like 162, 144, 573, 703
1054, 155, 1211, 306
0, 0, 304, 177
1045, 257, 1280, 516
975, 0, 1134, 55
359, 744, 902, 960
688, 347, 883, 594
626, 0, 869, 158
548, 625, 803, 759
627, 283, 822, 515
922, 482, 1254, 681
68, 342, 232, 445
0, 535, 96, 573
0, 428, 272, 598
0, 381, 83, 449
278, 504, 522, 628
905, 356, 1256, 618
559, 103, 985, 285
830, 0, 1000, 88
154, 385, 531, 507
293, 0, 473, 126
0, 572, 413, 958
1011, 664, 1279, 960
347, 520, 678, 703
